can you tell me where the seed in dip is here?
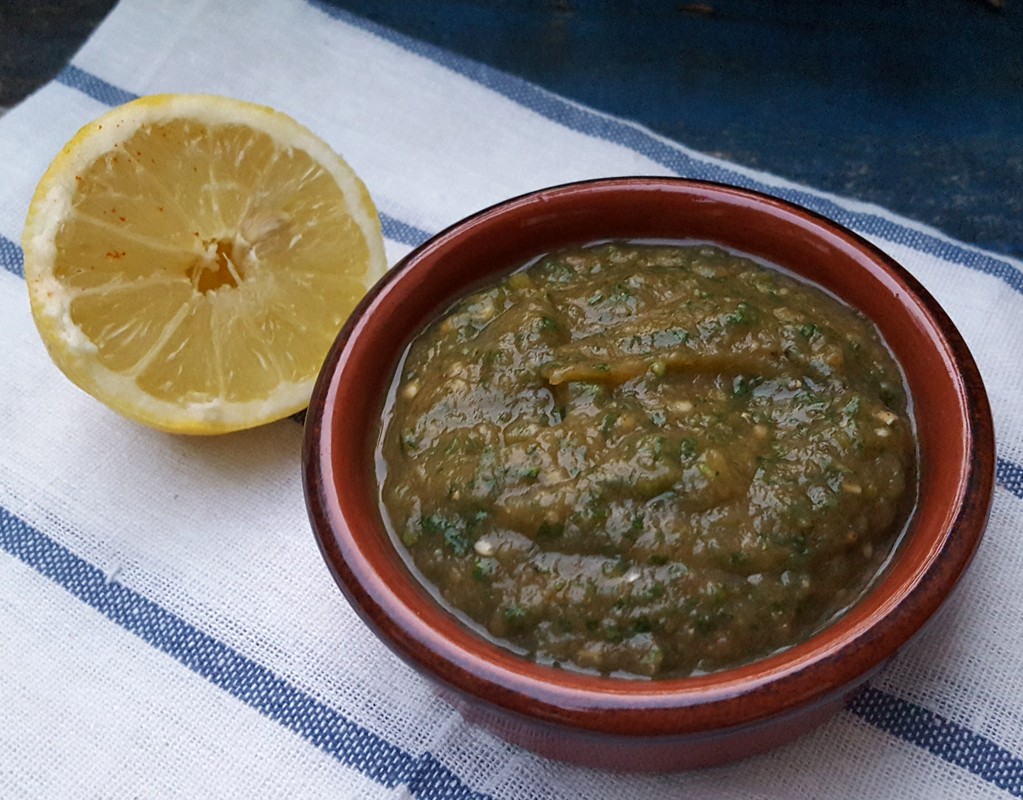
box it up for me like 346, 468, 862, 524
376, 242, 916, 679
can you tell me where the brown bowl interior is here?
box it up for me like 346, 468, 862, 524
304, 178, 993, 739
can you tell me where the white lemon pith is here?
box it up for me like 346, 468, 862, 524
22, 94, 386, 434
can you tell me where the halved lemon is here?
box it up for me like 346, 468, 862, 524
22, 94, 386, 434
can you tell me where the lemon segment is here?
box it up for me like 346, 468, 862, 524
22, 94, 386, 434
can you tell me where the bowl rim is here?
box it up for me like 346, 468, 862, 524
303, 176, 995, 737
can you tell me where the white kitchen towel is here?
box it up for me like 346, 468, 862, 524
1, 1, 1021, 797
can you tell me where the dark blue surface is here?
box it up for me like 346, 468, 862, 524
329, 0, 1023, 259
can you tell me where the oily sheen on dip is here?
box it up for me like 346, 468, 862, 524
376, 242, 916, 679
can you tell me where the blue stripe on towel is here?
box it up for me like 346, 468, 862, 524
380, 214, 430, 249
0, 233, 23, 278
849, 687, 1023, 797
996, 458, 1023, 501
56, 65, 139, 108
0, 504, 490, 800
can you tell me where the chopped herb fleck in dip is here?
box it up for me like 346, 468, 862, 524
377, 242, 916, 679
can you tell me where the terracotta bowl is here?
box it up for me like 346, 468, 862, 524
302, 177, 994, 771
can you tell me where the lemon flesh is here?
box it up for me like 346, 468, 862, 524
22, 95, 386, 433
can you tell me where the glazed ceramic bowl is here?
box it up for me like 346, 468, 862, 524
302, 177, 994, 771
